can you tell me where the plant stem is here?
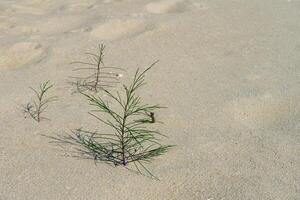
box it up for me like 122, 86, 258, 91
121, 98, 129, 165
94, 56, 101, 92
36, 91, 43, 122
94, 44, 104, 92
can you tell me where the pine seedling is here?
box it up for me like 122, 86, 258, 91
70, 44, 124, 93
23, 81, 57, 122
66, 61, 173, 179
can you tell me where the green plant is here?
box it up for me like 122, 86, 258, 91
64, 61, 173, 179
70, 44, 124, 93
23, 81, 56, 122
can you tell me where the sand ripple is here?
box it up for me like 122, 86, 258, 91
90, 19, 150, 40
0, 42, 45, 69
0, 19, 14, 31
145, 0, 187, 14
226, 93, 300, 129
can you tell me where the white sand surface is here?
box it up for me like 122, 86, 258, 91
0, 0, 300, 199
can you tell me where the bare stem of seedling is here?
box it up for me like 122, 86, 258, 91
23, 81, 57, 122
70, 44, 125, 93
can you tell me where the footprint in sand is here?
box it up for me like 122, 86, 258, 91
192, 1, 209, 10
90, 19, 150, 40
39, 15, 91, 34
18, 15, 91, 35
8, 4, 46, 15
226, 93, 300, 129
0, 18, 15, 31
145, 0, 187, 14
60, 2, 94, 12
102, 0, 122, 3
0, 42, 45, 69
7, 0, 56, 15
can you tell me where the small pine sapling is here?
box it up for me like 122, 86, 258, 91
66, 61, 173, 179
23, 81, 57, 122
70, 44, 124, 93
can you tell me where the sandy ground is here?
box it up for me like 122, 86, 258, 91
0, 0, 300, 199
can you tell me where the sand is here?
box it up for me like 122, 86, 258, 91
0, 0, 300, 199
